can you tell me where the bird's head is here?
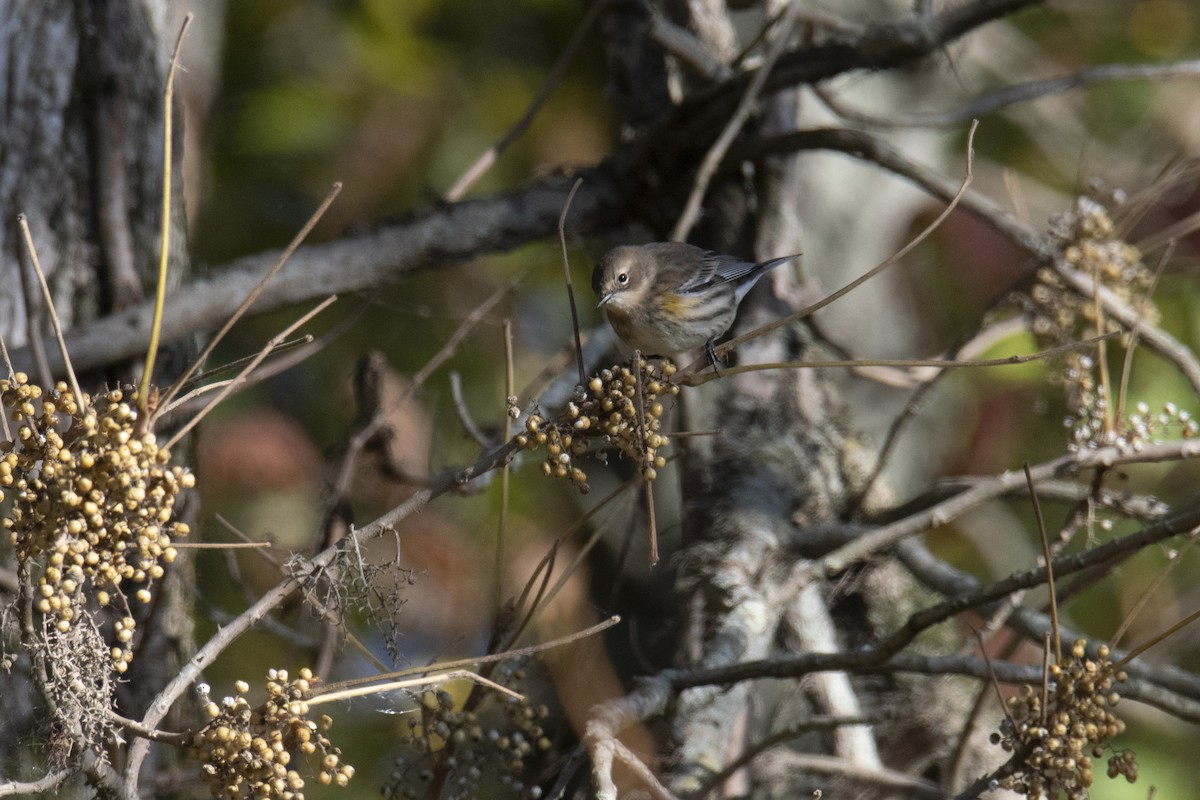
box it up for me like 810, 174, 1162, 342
593, 245, 654, 311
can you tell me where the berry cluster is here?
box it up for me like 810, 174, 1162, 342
385, 686, 552, 800
1, 375, 193, 670
516, 359, 679, 492
1020, 191, 1160, 454
991, 640, 1133, 798
192, 668, 353, 799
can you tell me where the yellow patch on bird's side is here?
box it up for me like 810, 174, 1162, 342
656, 292, 701, 316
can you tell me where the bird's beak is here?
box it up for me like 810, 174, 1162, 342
597, 292, 613, 308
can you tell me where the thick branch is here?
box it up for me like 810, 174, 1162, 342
12, 169, 625, 377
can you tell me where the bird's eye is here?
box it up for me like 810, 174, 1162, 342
617, 272, 629, 285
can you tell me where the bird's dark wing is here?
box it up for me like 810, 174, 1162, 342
676, 250, 758, 293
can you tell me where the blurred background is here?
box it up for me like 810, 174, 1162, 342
176, 2, 1200, 797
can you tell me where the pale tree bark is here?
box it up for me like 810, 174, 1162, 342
0, 1, 196, 793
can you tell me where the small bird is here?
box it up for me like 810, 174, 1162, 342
592, 242, 800, 359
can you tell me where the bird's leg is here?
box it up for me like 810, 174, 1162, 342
705, 338, 722, 375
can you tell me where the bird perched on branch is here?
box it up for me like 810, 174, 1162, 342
592, 242, 800, 361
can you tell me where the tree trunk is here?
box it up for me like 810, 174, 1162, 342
0, 0, 194, 790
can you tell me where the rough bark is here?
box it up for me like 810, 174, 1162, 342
0, 0, 193, 790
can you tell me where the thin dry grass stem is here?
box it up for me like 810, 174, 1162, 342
498, 540, 560, 654
309, 669, 523, 707
689, 714, 887, 800
15, 250, 52, 390
1116, 241, 1172, 425
214, 512, 280, 565
665, 427, 722, 438
841, 310, 1002, 513
165, 295, 337, 450
644, 472, 658, 566
683, 333, 1119, 387
974, 630, 1017, 734
138, 13, 192, 420
160, 337, 315, 415
409, 279, 515, 393
494, 319, 515, 617
444, 1, 607, 201
1135, 195, 1200, 254
946, 633, 1010, 792
153, 182, 343, 425
343, 631, 391, 675
681, 120, 979, 380
633, 351, 658, 565
1110, 534, 1198, 647
315, 615, 621, 697
559, 177, 587, 387
16, 214, 84, 407
1040, 631, 1053, 728
1116, 604, 1200, 670
671, 7, 797, 243
171, 541, 272, 550
0, 332, 13, 441
1091, 262, 1115, 438
1025, 463, 1061, 663
523, 477, 643, 628
180, 333, 313, 387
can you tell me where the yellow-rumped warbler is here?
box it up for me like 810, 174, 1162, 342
592, 242, 799, 358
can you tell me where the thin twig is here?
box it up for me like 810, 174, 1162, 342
1040, 632, 1053, 731
165, 296, 337, 449
314, 615, 621, 696
682, 120, 980, 379
138, 13, 192, 419
1025, 463, 1061, 663
1117, 605, 1200, 670
171, 541, 273, 550
450, 371, 491, 447
690, 714, 889, 799
816, 59, 1200, 129
683, 332, 1117, 387
1110, 534, 1197, 648
559, 177, 587, 387
153, 182, 343, 424
735, 125, 1038, 253
499, 539, 560, 654
0, 331, 12, 441
1055, 264, 1200, 399
817, 439, 1200, 588
16, 215, 83, 405
445, 1, 609, 201
412, 279, 516, 391
1116, 241, 1172, 426
159, 336, 313, 414
309, 668, 523, 706
126, 486, 435, 783
494, 320, 515, 616
633, 352, 658, 565
671, 8, 797, 243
